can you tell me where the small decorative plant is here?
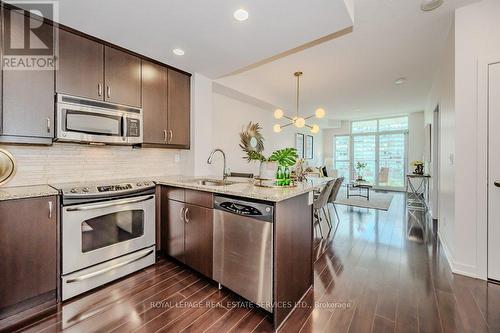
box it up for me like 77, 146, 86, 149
411, 160, 424, 175
239, 123, 298, 185
268, 148, 298, 167
355, 161, 367, 181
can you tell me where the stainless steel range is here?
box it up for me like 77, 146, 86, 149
55, 180, 156, 301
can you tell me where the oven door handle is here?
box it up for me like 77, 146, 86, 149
66, 195, 154, 212
66, 248, 154, 283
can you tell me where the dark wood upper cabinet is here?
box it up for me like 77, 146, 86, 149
56, 29, 104, 100
0, 196, 57, 313
104, 46, 141, 107
1, 9, 54, 143
167, 69, 190, 148
184, 204, 213, 278
142, 60, 167, 144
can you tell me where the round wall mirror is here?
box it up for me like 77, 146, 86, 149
249, 137, 258, 149
0, 149, 16, 186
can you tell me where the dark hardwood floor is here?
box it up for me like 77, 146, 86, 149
8, 193, 500, 332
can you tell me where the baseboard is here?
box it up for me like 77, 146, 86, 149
437, 231, 483, 280
452, 262, 480, 279
437, 230, 454, 270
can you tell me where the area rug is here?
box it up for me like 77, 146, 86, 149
335, 189, 394, 211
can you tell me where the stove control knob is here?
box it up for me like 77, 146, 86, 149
70, 188, 78, 193
144, 182, 150, 186
82, 187, 89, 193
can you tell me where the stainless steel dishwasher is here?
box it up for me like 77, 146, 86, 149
213, 195, 274, 312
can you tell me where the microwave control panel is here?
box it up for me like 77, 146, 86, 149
127, 118, 141, 137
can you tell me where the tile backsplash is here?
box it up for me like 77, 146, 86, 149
0, 143, 184, 187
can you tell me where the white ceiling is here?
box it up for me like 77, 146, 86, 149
56, 0, 353, 78
216, 0, 479, 120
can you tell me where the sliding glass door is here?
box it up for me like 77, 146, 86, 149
378, 133, 406, 188
352, 135, 376, 183
333, 116, 408, 190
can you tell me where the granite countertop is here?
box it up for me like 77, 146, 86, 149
156, 176, 332, 202
0, 176, 333, 203
0, 184, 59, 202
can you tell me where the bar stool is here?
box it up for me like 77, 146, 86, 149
313, 180, 335, 239
326, 177, 344, 238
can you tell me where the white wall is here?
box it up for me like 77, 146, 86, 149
211, 92, 324, 177
424, 23, 455, 264
408, 112, 425, 168
189, 73, 214, 177
323, 121, 351, 174
453, 0, 500, 277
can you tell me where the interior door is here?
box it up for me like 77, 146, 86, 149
488, 62, 500, 281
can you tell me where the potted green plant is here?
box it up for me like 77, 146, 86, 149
355, 161, 367, 181
269, 148, 298, 185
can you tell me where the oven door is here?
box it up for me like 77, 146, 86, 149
56, 102, 128, 144
62, 194, 155, 275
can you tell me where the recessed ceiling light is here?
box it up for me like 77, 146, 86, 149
172, 48, 185, 56
421, 0, 443, 12
233, 9, 249, 21
395, 77, 407, 85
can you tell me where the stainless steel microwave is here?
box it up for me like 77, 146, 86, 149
55, 94, 143, 145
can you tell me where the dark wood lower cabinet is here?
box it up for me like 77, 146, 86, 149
162, 198, 185, 262
161, 187, 213, 277
184, 204, 213, 278
0, 196, 57, 317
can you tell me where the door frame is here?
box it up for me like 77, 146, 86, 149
477, 55, 500, 280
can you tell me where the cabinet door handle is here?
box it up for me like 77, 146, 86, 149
184, 207, 190, 223
98, 83, 102, 97
163, 130, 167, 142
179, 207, 185, 221
495, 181, 500, 188
106, 86, 111, 98
48, 201, 53, 219
168, 130, 173, 143
46, 118, 51, 133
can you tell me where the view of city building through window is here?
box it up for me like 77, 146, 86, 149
334, 116, 408, 189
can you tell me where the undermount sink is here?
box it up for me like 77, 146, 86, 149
190, 179, 236, 186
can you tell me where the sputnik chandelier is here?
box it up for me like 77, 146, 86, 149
273, 71, 325, 134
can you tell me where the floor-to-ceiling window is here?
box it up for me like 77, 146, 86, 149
334, 135, 350, 180
334, 116, 408, 190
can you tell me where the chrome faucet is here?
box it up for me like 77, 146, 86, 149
207, 148, 229, 181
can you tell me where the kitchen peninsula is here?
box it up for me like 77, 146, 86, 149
155, 176, 321, 329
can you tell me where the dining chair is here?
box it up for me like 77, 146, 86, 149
313, 180, 335, 239
326, 177, 345, 238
